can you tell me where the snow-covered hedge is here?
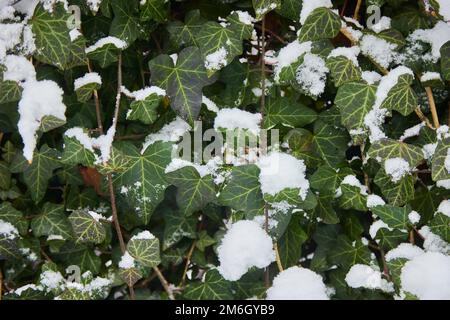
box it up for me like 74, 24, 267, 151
0, 0, 449, 300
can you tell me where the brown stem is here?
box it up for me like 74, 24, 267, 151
274, 243, 283, 272
409, 230, 415, 244
425, 87, 440, 129
153, 267, 175, 300
415, 107, 434, 129
87, 60, 103, 133
354, 0, 363, 20
179, 241, 197, 287
340, 0, 349, 16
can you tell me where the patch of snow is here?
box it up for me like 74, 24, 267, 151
214, 108, 262, 134
400, 251, 450, 299
399, 122, 425, 141
361, 71, 381, 85
2, 54, 35, 82
384, 157, 411, 183
142, 116, 191, 153
409, 21, 450, 62
437, 199, 450, 218
420, 71, 441, 82
204, 47, 227, 72
130, 230, 155, 240
368, 16, 391, 33
258, 152, 310, 200
299, 0, 332, 24
0, 219, 19, 240
360, 34, 398, 69
267, 266, 330, 300
345, 264, 393, 292
340, 175, 368, 195
218, 220, 275, 281
274, 40, 311, 82
74, 72, 101, 90
367, 194, 385, 208
295, 53, 329, 97
202, 95, 219, 113
328, 46, 360, 67
369, 219, 392, 238
118, 251, 135, 269
408, 211, 421, 224
85, 36, 127, 53
386, 243, 424, 261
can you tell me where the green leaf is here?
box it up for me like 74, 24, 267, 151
263, 96, 317, 129
276, 0, 302, 21
31, 3, 83, 70
127, 234, 160, 268
218, 165, 265, 219
0, 161, 11, 190
166, 10, 205, 49
313, 192, 340, 224
114, 141, 172, 225
196, 231, 216, 252
10, 145, 61, 203
75, 82, 101, 103
167, 166, 216, 216
335, 81, 376, 132
126, 94, 162, 124
119, 267, 143, 287
429, 212, 450, 242
227, 11, 254, 41
0, 234, 19, 260
371, 205, 410, 230
312, 120, 349, 167
253, 0, 280, 20
339, 184, 367, 211
298, 7, 341, 42
163, 209, 197, 249
329, 235, 372, 270
381, 73, 418, 116
326, 56, 361, 87
149, 47, 210, 124
431, 137, 450, 181
0, 80, 22, 104
109, 0, 140, 44
196, 21, 243, 75
69, 210, 107, 244
39, 115, 66, 133
278, 214, 308, 268
376, 228, 406, 251
184, 269, 233, 300
374, 169, 415, 206
140, 0, 168, 23
368, 139, 423, 167
86, 42, 122, 68
31, 203, 73, 239
0, 202, 28, 235
441, 41, 450, 81
61, 135, 96, 167
310, 165, 354, 192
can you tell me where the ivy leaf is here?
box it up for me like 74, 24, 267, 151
127, 235, 160, 268
298, 7, 341, 42
263, 96, 317, 129
75, 82, 101, 103
119, 267, 143, 287
31, 3, 82, 70
166, 10, 205, 49
278, 214, 308, 268
0, 81, 22, 104
196, 231, 216, 252
114, 141, 172, 225
376, 228, 407, 251
167, 166, 216, 216
196, 22, 243, 75
252, 0, 280, 20
441, 41, 450, 81
39, 115, 66, 133
218, 165, 265, 219
371, 205, 410, 230
312, 120, 349, 167
61, 135, 96, 167
140, 0, 168, 23
69, 210, 107, 244
276, 0, 302, 21
310, 165, 354, 192
0, 202, 28, 236
0, 233, 19, 260
368, 139, 423, 167
109, 0, 140, 44
374, 169, 415, 206
339, 184, 367, 211
184, 269, 233, 300
431, 137, 450, 181
10, 145, 61, 203
429, 212, 450, 242
126, 94, 162, 125
313, 192, 340, 224
227, 11, 254, 41
326, 56, 362, 87
381, 73, 418, 116
31, 203, 73, 240
149, 47, 210, 124
86, 41, 123, 68
334, 81, 376, 132
163, 210, 197, 249
329, 235, 372, 270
